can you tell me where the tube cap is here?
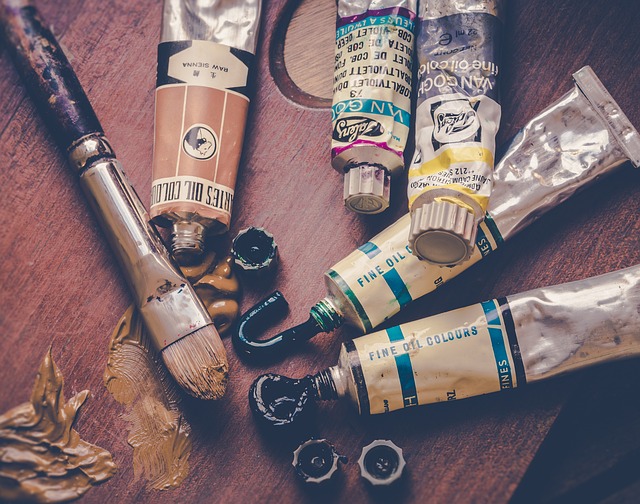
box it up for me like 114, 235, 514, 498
343, 164, 390, 214
231, 227, 278, 276
292, 439, 347, 484
408, 200, 477, 265
358, 440, 406, 486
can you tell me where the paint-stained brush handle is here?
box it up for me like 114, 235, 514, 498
0, 0, 227, 399
0, 0, 102, 150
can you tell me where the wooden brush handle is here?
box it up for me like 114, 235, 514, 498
0, 0, 215, 353
0, 0, 103, 150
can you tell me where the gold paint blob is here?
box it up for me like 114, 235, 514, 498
192, 254, 241, 335
180, 248, 219, 283
0, 349, 116, 503
104, 305, 191, 491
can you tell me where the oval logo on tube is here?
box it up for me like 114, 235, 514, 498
333, 117, 384, 143
182, 124, 218, 160
432, 99, 481, 145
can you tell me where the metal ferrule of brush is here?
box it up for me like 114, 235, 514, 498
69, 134, 213, 350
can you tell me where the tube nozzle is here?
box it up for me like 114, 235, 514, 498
171, 220, 206, 265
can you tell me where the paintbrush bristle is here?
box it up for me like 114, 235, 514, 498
161, 325, 228, 400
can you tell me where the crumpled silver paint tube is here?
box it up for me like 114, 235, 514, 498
301, 66, 640, 336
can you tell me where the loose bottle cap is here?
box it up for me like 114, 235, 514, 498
292, 439, 347, 484
408, 200, 477, 265
231, 227, 278, 276
358, 440, 406, 486
343, 164, 391, 214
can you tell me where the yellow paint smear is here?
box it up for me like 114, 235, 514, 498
0, 349, 116, 503
103, 252, 241, 490
104, 305, 191, 491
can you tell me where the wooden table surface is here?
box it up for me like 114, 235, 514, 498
1, 0, 639, 502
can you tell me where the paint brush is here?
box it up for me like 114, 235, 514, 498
0, 0, 228, 400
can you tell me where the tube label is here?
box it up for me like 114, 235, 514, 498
326, 212, 502, 331
352, 299, 520, 414
331, 6, 416, 172
150, 41, 253, 230
408, 12, 502, 212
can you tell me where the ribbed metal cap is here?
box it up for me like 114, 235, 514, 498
358, 440, 406, 486
409, 200, 477, 265
231, 227, 278, 277
292, 439, 347, 484
343, 164, 390, 214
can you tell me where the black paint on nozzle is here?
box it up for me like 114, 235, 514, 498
232, 291, 325, 361
249, 373, 318, 430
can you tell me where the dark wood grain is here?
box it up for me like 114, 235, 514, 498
0, 0, 639, 503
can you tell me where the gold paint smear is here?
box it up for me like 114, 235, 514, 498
124, 397, 190, 490
180, 250, 241, 335
0, 349, 116, 503
104, 305, 191, 491
102, 252, 241, 490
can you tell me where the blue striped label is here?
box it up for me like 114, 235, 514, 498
382, 269, 412, 308
481, 300, 514, 390
336, 10, 416, 40
358, 241, 382, 258
356, 242, 412, 309
327, 269, 373, 331
475, 224, 494, 258
483, 212, 504, 244
386, 326, 418, 408
331, 98, 411, 127
481, 299, 501, 326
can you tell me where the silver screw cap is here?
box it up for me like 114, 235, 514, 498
408, 200, 478, 265
358, 439, 406, 486
292, 439, 347, 484
171, 220, 206, 265
343, 164, 391, 214
231, 227, 278, 277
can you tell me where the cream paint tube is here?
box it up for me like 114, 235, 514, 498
331, 0, 417, 214
150, 0, 262, 263
407, 0, 505, 265
252, 262, 640, 420
291, 67, 640, 337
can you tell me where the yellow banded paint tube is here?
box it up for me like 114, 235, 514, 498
407, 0, 505, 265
